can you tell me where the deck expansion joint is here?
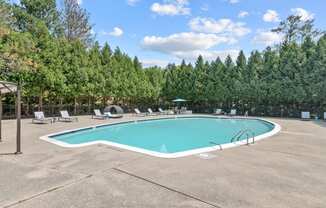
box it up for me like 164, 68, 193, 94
113, 167, 222, 208
2, 174, 93, 208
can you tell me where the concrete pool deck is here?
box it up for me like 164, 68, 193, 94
0, 114, 325, 208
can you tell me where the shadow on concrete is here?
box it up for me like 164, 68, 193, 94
0, 152, 18, 156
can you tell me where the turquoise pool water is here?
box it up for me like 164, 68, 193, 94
50, 117, 275, 154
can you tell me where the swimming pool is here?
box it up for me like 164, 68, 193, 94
41, 116, 281, 158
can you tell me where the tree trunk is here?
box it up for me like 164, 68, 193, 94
88, 96, 91, 114
102, 96, 107, 107
74, 97, 77, 115
38, 90, 43, 111
59, 98, 63, 110
25, 98, 30, 117
91, 96, 95, 111
49, 98, 54, 116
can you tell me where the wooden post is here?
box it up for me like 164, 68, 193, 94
15, 85, 22, 154
0, 92, 2, 142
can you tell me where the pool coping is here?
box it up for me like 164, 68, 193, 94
39, 115, 281, 158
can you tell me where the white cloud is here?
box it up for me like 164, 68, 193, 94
76, 0, 82, 5
142, 32, 235, 53
175, 0, 189, 4
291, 8, 314, 21
238, 11, 249, 18
263, 10, 280, 22
127, 0, 140, 6
228, 0, 239, 4
189, 17, 251, 37
101, 27, 124, 37
110, 27, 123, 37
172, 49, 239, 61
141, 32, 239, 62
201, 4, 209, 12
150, 0, 190, 16
141, 59, 170, 68
253, 31, 283, 46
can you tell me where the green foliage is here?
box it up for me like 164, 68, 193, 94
272, 15, 322, 44
19, 0, 62, 36
0, 2, 325, 116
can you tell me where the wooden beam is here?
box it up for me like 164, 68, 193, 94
2, 84, 14, 93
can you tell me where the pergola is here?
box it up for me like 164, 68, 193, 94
0, 81, 22, 154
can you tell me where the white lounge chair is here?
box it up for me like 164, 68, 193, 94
230, 109, 237, 116
59, 110, 78, 122
301, 111, 310, 120
32, 111, 53, 124
179, 107, 192, 114
159, 108, 174, 115
134, 108, 146, 116
147, 108, 157, 116
92, 109, 108, 119
104, 112, 123, 118
158, 108, 166, 115
214, 109, 222, 115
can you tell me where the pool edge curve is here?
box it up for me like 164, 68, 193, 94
39, 116, 281, 158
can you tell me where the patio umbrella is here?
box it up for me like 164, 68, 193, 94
172, 98, 187, 112
172, 98, 187, 102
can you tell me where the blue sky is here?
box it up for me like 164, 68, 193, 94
79, 0, 325, 67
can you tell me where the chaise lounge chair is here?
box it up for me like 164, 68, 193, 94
134, 108, 146, 117
158, 108, 166, 115
92, 109, 108, 119
147, 108, 157, 116
230, 109, 237, 116
59, 110, 78, 122
105, 111, 123, 118
159, 108, 174, 115
214, 109, 222, 115
32, 111, 54, 124
180, 107, 192, 114
301, 111, 310, 121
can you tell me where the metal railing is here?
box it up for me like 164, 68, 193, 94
209, 141, 223, 150
231, 129, 255, 145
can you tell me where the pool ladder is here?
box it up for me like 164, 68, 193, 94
231, 129, 255, 145
209, 141, 223, 150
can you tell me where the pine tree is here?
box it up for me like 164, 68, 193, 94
61, 0, 93, 44
19, 0, 62, 36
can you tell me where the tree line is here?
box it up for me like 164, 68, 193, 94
0, 0, 325, 117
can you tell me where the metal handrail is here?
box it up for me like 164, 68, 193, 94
231, 129, 255, 145
244, 129, 255, 145
209, 141, 223, 150
231, 129, 244, 142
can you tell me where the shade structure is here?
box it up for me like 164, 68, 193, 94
172, 98, 187, 102
0, 81, 21, 154
0, 81, 18, 94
